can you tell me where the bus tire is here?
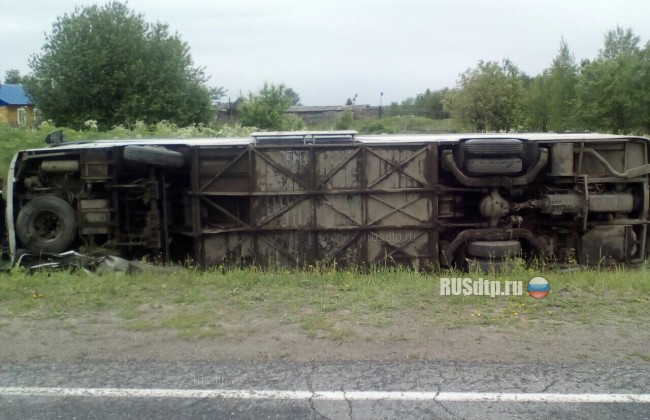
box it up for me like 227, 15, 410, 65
463, 139, 523, 156
123, 145, 185, 168
464, 158, 522, 175
16, 196, 77, 254
466, 240, 521, 259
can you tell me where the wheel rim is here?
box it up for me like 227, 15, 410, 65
33, 210, 63, 242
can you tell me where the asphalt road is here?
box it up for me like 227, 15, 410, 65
1, 360, 648, 419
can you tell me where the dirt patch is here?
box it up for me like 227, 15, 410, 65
0, 310, 647, 364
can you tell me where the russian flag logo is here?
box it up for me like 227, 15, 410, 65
527, 277, 550, 299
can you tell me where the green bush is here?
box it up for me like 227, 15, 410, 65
280, 114, 306, 131
334, 111, 354, 130
360, 120, 390, 134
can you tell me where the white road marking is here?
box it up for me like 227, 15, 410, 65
0, 387, 649, 403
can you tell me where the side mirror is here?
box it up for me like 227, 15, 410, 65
45, 130, 64, 145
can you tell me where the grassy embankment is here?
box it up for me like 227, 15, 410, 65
0, 263, 647, 345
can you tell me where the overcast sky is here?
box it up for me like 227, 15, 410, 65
1, 0, 649, 106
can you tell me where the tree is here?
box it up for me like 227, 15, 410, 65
4, 69, 27, 84
239, 83, 296, 130
641, 42, 650, 132
601, 27, 640, 60
209, 86, 227, 102
525, 72, 550, 132
283, 87, 301, 106
574, 27, 647, 133
546, 39, 578, 131
385, 101, 400, 117
25, 1, 213, 130
345, 94, 358, 106
397, 97, 416, 115
443, 60, 526, 131
413, 88, 450, 119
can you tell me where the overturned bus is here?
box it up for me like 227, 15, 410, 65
2, 131, 649, 270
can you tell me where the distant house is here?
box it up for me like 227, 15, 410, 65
214, 97, 243, 122
286, 105, 345, 125
0, 84, 37, 127
286, 105, 380, 124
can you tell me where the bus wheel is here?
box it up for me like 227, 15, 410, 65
465, 240, 521, 274
463, 139, 523, 156
466, 240, 521, 259
464, 158, 523, 175
123, 145, 185, 168
16, 196, 77, 254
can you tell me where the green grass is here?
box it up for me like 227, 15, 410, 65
0, 263, 648, 339
160, 312, 223, 339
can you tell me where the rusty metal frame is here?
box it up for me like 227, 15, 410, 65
253, 195, 311, 229
369, 230, 427, 260
318, 232, 364, 263
365, 146, 429, 188
200, 196, 250, 228
251, 148, 310, 190
189, 143, 442, 266
316, 196, 361, 226
199, 148, 249, 192
367, 194, 427, 225
429, 144, 439, 266
256, 234, 300, 266
313, 147, 362, 190
361, 146, 369, 263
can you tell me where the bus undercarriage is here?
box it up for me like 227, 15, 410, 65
4, 132, 650, 271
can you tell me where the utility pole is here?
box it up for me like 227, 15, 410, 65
379, 92, 384, 118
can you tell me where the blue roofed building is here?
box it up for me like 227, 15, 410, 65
0, 84, 36, 127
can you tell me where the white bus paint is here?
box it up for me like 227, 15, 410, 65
0, 387, 649, 403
